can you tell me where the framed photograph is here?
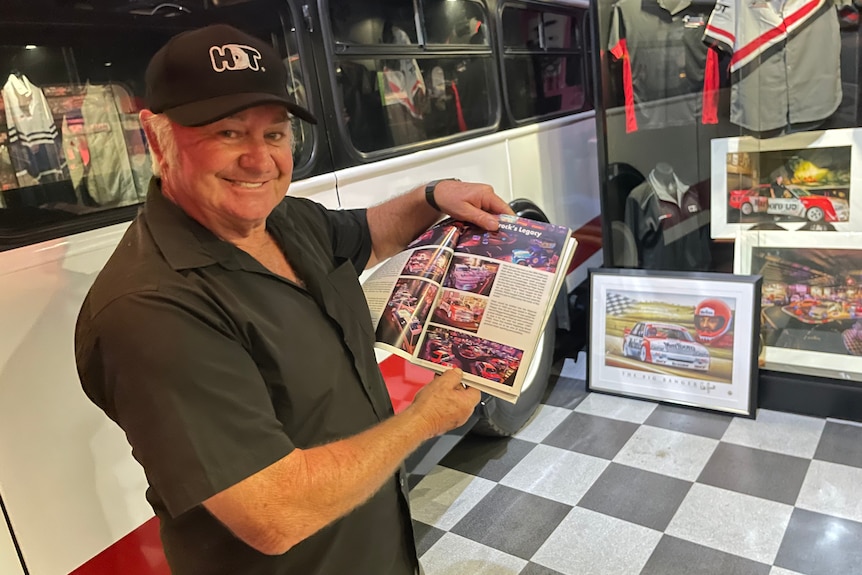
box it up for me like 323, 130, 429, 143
589, 269, 762, 417
711, 128, 862, 239
735, 231, 862, 382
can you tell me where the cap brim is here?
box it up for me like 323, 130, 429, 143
164, 93, 317, 126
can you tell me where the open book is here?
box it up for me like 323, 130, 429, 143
363, 215, 578, 403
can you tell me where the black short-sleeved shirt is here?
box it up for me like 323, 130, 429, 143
75, 179, 417, 575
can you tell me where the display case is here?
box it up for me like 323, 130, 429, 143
591, 0, 862, 421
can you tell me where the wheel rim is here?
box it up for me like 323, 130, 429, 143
741, 203, 752, 215
808, 207, 824, 222
639, 346, 647, 361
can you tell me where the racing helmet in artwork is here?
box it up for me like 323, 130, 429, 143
693, 299, 733, 342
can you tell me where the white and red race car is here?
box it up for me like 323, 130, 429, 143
622, 322, 710, 371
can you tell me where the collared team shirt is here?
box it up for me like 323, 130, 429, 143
704, 0, 841, 132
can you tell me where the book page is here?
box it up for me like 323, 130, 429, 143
363, 221, 461, 362
412, 216, 576, 402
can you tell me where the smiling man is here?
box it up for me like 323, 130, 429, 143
75, 24, 512, 575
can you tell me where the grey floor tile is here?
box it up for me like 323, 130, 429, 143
666, 484, 793, 565
814, 421, 862, 469
645, 404, 733, 439
421, 532, 527, 575
531, 507, 662, 575
613, 425, 718, 481
519, 562, 567, 575
796, 459, 862, 524
640, 535, 771, 575
410, 467, 497, 530
413, 519, 445, 557
574, 392, 657, 424
774, 508, 862, 575
577, 463, 692, 531
543, 412, 640, 459
451, 485, 572, 560
500, 444, 608, 506
514, 405, 573, 444
439, 435, 536, 482
723, 410, 825, 458
697, 443, 810, 505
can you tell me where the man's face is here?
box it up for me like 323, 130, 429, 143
696, 315, 723, 332
161, 104, 294, 235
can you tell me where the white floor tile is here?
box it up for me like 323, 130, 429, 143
532, 507, 662, 575
499, 444, 609, 506
666, 483, 793, 565
613, 425, 718, 481
514, 405, 572, 443
574, 392, 657, 424
770, 568, 806, 575
410, 467, 496, 530
559, 354, 586, 380
796, 459, 862, 523
723, 409, 825, 458
420, 532, 526, 575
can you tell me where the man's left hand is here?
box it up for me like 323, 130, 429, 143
431, 180, 515, 231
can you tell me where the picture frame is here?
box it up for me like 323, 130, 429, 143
735, 230, 862, 382
588, 268, 762, 417
710, 128, 862, 239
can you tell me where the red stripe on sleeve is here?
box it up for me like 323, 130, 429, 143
701, 47, 719, 125
705, 24, 735, 45
609, 40, 625, 60
618, 39, 638, 133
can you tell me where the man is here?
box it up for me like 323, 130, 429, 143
75, 24, 513, 575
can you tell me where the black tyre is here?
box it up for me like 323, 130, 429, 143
472, 198, 556, 437
472, 315, 555, 436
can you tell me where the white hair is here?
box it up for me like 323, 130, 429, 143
142, 113, 177, 177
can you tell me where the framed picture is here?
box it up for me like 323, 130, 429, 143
589, 269, 762, 417
711, 128, 862, 239
735, 231, 862, 382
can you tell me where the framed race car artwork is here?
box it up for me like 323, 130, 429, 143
735, 230, 862, 383
711, 128, 862, 239
588, 268, 762, 417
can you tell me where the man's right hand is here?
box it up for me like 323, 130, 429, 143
408, 369, 482, 439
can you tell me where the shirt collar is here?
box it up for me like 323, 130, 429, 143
656, 0, 692, 15
143, 178, 242, 271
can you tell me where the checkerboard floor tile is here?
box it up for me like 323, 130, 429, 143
409, 354, 862, 575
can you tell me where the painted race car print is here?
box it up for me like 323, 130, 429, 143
622, 322, 710, 371
729, 184, 848, 223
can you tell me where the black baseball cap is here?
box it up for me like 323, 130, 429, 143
146, 24, 317, 126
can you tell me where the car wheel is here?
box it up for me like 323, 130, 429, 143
639, 345, 648, 362
740, 202, 753, 216
472, 315, 555, 437
806, 206, 825, 222
530, 256, 542, 265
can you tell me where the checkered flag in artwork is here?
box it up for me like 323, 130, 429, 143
606, 292, 637, 316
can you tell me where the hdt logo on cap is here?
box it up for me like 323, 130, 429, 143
209, 44, 264, 73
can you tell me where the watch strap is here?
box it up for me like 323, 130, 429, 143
425, 178, 460, 212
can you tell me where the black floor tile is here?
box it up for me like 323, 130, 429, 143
644, 404, 733, 440
814, 421, 862, 469
774, 508, 862, 575
519, 562, 567, 575
697, 443, 810, 505
451, 485, 572, 561
640, 535, 771, 575
439, 435, 536, 482
543, 411, 640, 459
577, 463, 692, 531
413, 519, 445, 557
542, 375, 589, 410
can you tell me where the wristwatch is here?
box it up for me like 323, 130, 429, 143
425, 178, 460, 212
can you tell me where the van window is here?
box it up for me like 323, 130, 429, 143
500, 4, 589, 122
0, 0, 313, 246
327, 0, 496, 155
